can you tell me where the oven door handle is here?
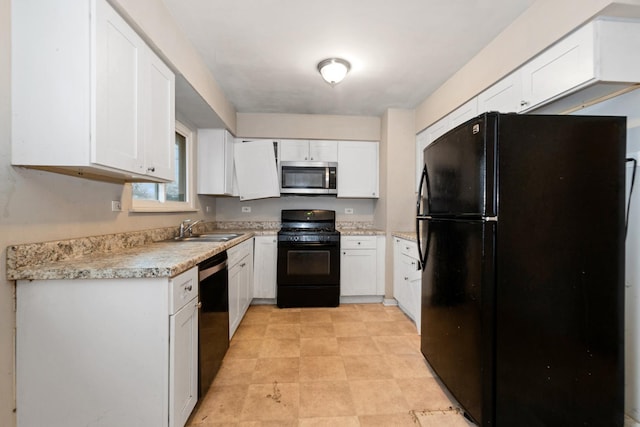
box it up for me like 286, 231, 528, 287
278, 241, 339, 248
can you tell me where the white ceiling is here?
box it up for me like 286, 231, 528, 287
162, 0, 536, 117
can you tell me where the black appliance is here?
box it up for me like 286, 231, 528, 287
277, 209, 340, 308
198, 251, 229, 397
416, 112, 625, 426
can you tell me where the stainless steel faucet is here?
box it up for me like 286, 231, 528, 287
179, 219, 203, 238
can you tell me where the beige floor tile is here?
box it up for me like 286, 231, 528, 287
233, 323, 268, 340
412, 408, 476, 427
397, 377, 457, 411
365, 320, 417, 336
226, 339, 263, 359
358, 412, 420, 426
373, 335, 421, 355
337, 336, 380, 356
332, 321, 368, 337
239, 382, 299, 422
300, 310, 333, 323
384, 353, 433, 379
330, 310, 363, 323
299, 381, 357, 417
251, 357, 300, 384
269, 310, 301, 324
300, 322, 335, 338
188, 384, 248, 425
299, 416, 360, 426
195, 304, 464, 426
265, 323, 301, 339
259, 338, 301, 358
213, 358, 257, 386
240, 309, 272, 325
299, 356, 347, 382
349, 379, 410, 415
342, 354, 393, 381
300, 337, 340, 356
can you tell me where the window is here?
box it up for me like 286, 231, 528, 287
131, 121, 196, 212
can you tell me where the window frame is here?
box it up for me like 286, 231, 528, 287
130, 121, 197, 213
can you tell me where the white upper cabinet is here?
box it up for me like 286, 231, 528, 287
477, 72, 523, 114
197, 129, 235, 195
234, 139, 280, 201
337, 141, 379, 198
11, 0, 175, 182
280, 140, 338, 162
520, 18, 640, 114
449, 98, 478, 129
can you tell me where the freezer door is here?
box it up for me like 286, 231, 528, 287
422, 113, 497, 217
420, 218, 496, 426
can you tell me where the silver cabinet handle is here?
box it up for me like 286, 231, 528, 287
520, 100, 529, 107
147, 166, 155, 172
185, 285, 192, 292
240, 262, 246, 268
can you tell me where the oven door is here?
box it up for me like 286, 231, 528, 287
277, 240, 340, 286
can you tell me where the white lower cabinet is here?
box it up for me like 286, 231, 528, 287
16, 267, 199, 427
393, 237, 422, 333
253, 235, 278, 299
228, 239, 254, 338
340, 235, 385, 297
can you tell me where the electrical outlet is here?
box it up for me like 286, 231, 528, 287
345, 208, 354, 214
241, 206, 251, 213
205, 205, 211, 213
111, 200, 122, 212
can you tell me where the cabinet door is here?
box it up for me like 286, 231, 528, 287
449, 98, 478, 129
197, 129, 234, 195
309, 140, 338, 162
280, 139, 309, 161
519, 23, 595, 112
94, 0, 144, 173
144, 52, 175, 181
239, 252, 253, 318
337, 141, 379, 198
478, 72, 523, 114
169, 297, 198, 427
253, 236, 278, 299
234, 140, 280, 200
341, 249, 377, 296
228, 261, 242, 339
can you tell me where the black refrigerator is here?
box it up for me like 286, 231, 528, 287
416, 112, 626, 426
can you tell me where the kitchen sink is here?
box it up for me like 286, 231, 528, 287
169, 233, 243, 242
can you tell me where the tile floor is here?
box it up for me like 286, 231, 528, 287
187, 303, 468, 426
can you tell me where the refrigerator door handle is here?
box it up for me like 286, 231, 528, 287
416, 164, 428, 217
416, 164, 429, 270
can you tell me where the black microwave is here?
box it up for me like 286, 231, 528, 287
279, 161, 338, 195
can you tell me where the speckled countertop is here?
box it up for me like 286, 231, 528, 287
6, 221, 383, 281
392, 231, 417, 242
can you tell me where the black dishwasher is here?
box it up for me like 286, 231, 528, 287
198, 251, 229, 397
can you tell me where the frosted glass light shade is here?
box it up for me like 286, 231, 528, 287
317, 58, 351, 85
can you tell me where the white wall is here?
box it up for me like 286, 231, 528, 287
570, 88, 640, 422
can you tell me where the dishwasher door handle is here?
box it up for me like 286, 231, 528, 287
199, 260, 228, 281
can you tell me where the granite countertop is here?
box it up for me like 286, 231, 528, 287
6, 221, 379, 282
338, 228, 385, 236
392, 231, 417, 242
7, 233, 254, 281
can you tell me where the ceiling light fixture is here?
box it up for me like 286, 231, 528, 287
317, 58, 351, 86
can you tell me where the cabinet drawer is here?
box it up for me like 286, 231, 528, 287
341, 236, 377, 249
169, 267, 198, 315
398, 239, 419, 259
228, 239, 252, 266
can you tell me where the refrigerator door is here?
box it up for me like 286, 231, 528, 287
420, 113, 497, 218
420, 218, 496, 426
